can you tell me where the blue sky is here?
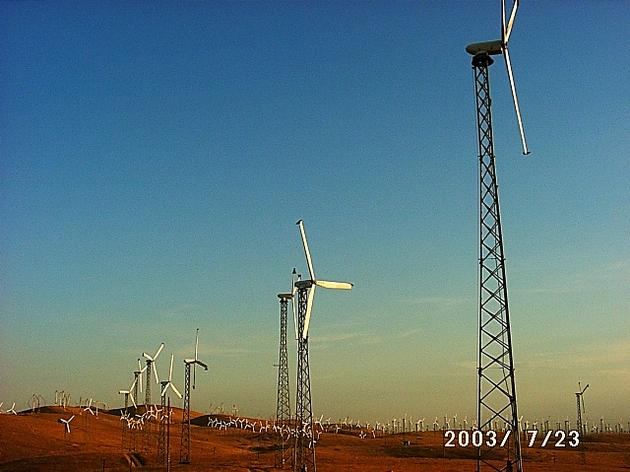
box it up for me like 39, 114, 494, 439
1, 1, 628, 424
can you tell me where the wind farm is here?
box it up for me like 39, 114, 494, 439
1, 1, 629, 471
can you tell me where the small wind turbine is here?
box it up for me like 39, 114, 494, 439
576, 381, 589, 435
58, 415, 75, 437
6, 403, 17, 415
119, 378, 139, 411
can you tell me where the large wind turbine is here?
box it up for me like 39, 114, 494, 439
293, 220, 352, 472
466, 1, 530, 472
180, 329, 208, 464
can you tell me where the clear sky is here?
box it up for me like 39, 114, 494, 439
1, 1, 628, 425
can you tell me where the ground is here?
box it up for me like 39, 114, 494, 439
0, 406, 628, 471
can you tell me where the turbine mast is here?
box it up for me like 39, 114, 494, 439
470, 49, 523, 472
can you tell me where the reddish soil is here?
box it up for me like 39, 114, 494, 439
1, 407, 628, 471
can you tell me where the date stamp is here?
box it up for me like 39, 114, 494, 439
444, 429, 580, 448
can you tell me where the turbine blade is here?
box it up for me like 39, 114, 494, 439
169, 354, 174, 381
502, 46, 530, 155
504, 0, 520, 44
161, 384, 168, 398
195, 328, 199, 360
315, 280, 353, 290
154, 342, 165, 360
171, 384, 183, 399
142, 353, 153, 361
302, 286, 316, 339
292, 295, 299, 340
153, 363, 159, 384
297, 220, 316, 280
130, 394, 137, 409
291, 269, 300, 340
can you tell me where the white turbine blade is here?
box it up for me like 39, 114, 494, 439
291, 296, 299, 340
153, 362, 159, 384
161, 384, 169, 398
501, 0, 506, 43
315, 280, 353, 290
130, 393, 137, 409
68, 415, 75, 423
194, 329, 199, 388
142, 353, 153, 361
302, 286, 316, 339
504, 0, 520, 45
502, 46, 530, 155
66, 423, 71, 433
139, 371, 144, 393
130, 377, 137, 392
291, 271, 299, 340
154, 342, 165, 360
195, 360, 209, 370
170, 383, 183, 399
194, 328, 199, 361
169, 354, 174, 381
296, 220, 316, 280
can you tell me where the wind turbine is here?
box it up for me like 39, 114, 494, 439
6, 403, 17, 415
142, 342, 164, 407
181, 329, 208, 464
293, 219, 353, 472
119, 378, 139, 412
575, 381, 589, 436
161, 354, 182, 400
466, 2, 530, 472
58, 415, 75, 438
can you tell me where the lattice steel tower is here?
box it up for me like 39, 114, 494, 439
294, 282, 315, 472
471, 50, 523, 472
276, 292, 293, 467
158, 384, 168, 464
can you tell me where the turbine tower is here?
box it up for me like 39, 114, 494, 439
575, 382, 589, 436
276, 269, 297, 468
142, 342, 164, 407
466, 1, 530, 471
158, 354, 182, 465
294, 220, 352, 472
180, 328, 208, 464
